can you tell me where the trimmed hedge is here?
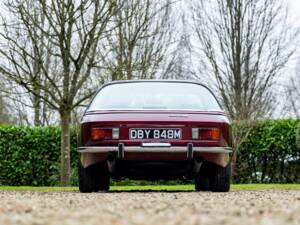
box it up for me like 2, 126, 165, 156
234, 119, 300, 183
296, 122, 300, 149
0, 126, 78, 186
0, 119, 299, 186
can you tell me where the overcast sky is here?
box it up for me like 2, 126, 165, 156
283, 0, 300, 75
288, 0, 300, 21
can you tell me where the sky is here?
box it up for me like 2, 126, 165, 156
288, 0, 300, 21
272, 0, 300, 117
284, 0, 300, 74
0, 0, 299, 122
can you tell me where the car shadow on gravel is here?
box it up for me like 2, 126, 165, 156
107, 190, 194, 193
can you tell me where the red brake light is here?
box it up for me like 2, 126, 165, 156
199, 128, 220, 140
91, 128, 112, 141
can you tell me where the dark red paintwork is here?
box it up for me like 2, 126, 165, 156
78, 81, 233, 187
79, 110, 232, 149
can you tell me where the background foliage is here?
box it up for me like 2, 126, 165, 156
234, 119, 300, 183
0, 119, 299, 186
0, 126, 78, 186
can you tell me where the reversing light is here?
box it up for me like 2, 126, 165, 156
199, 128, 220, 140
192, 128, 199, 139
112, 128, 120, 139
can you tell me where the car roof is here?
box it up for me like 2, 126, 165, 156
105, 79, 208, 86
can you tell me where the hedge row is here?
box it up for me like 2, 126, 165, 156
235, 119, 300, 183
0, 119, 299, 186
0, 126, 78, 186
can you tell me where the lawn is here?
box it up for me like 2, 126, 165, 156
0, 184, 299, 191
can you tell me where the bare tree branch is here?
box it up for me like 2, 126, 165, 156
0, 0, 118, 185
191, 0, 298, 121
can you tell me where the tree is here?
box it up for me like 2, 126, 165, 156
0, 72, 56, 125
191, 0, 296, 121
0, 0, 118, 185
0, 90, 12, 124
191, 0, 298, 173
284, 64, 300, 118
0, 79, 22, 124
100, 0, 174, 80
162, 15, 195, 79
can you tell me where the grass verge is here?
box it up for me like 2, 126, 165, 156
0, 184, 299, 192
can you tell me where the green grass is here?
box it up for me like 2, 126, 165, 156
0, 186, 77, 191
0, 184, 299, 192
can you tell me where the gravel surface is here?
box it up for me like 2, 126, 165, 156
0, 190, 299, 225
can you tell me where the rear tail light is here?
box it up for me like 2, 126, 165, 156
91, 128, 119, 141
200, 128, 220, 140
192, 128, 221, 140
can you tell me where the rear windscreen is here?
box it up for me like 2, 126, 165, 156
88, 82, 221, 111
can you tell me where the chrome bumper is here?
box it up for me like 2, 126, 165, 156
78, 144, 232, 159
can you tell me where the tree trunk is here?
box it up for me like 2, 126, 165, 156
60, 111, 71, 186
33, 94, 41, 126
280, 156, 285, 182
231, 141, 239, 178
261, 153, 267, 183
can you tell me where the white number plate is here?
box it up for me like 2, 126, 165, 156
130, 129, 181, 140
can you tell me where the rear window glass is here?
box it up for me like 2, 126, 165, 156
88, 82, 221, 111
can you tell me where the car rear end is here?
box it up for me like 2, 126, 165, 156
78, 81, 233, 192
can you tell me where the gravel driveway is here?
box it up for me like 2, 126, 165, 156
0, 190, 299, 225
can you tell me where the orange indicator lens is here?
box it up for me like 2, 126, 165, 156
199, 128, 220, 140
91, 128, 112, 141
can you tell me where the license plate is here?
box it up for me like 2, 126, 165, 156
130, 129, 181, 140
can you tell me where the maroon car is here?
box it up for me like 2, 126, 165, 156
78, 80, 232, 192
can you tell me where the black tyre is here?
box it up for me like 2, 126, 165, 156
195, 161, 210, 191
209, 162, 231, 192
78, 160, 110, 193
